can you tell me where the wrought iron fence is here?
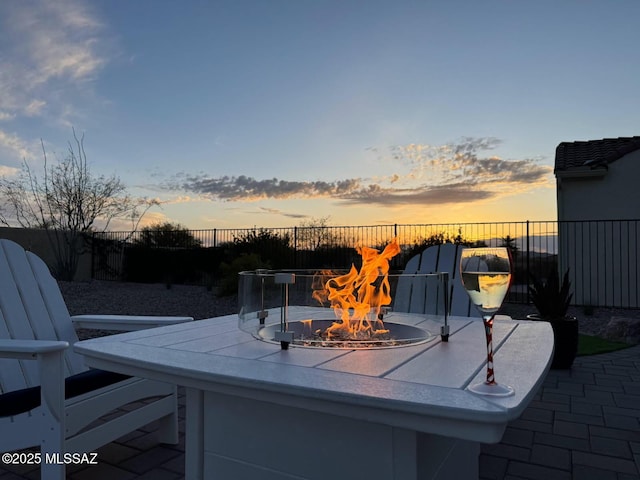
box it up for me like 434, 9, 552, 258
90, 220, 640, 308
558, 220, 639, 309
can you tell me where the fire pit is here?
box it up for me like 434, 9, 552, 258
75, 237, 554, 480
238, 240, 449, 349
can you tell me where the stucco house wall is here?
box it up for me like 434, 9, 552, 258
557, 149, 640, 221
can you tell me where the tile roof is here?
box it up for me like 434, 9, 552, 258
555, 136, 640, 171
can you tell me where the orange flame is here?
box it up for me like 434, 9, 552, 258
312, 238, 401, 340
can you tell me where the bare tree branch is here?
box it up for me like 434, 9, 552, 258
0, 129, 159, 280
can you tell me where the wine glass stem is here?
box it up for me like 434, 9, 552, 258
482, 315, 497, 385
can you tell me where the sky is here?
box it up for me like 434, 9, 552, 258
1, 0, 639, 231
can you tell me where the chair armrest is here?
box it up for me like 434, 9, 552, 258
0, 340, 67, 424
0, 339, 69, 360
71, 314, 193, 331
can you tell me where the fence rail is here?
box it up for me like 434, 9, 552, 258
91, 220, 640, 308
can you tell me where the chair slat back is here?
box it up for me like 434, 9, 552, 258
0, 241, 40, 392
393, 256, 418, 312
26, 250, 84, 371
0, 239, 84, 395
399, 274, 447, 315
396, 243, 479, 317
441, 244, 477, 317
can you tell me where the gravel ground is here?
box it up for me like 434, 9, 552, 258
59, 280, 640, 339
59, 281, 238, 320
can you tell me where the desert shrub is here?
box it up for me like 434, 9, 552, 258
218, 253, 271, 296
226, 229, 294, 268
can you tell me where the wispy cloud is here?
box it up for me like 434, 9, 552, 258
24, 100, 47, 117
0, 165, 21, 177
0, 130, 39, 162
257, 207, 309, 219
0, 0, 107, 128
165, 137, 553, 207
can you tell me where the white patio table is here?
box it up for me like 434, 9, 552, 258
74, 312, 553, 480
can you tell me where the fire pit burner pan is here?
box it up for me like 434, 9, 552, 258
238, 270, 449, 349
258, 319, 433, 349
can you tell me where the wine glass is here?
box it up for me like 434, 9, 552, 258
460, 247, 514, 397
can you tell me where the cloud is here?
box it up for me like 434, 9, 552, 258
257, 207, 309, 219
0, 0, 107, 122
0, 129, 39, 161
338, 183, 494, 206
105, 210, 169, 232
0, 165, 21, 177
164, 137, 553, 207
25, 100, 47, 117
367, 137, 552, 202
169, 195, 198, 204
170, 175, 364, 202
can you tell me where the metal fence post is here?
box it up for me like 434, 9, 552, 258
91, 232, 95, 281
293, 226, 298, 268
526, 220, 530, 304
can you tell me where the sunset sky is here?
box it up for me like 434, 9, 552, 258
1, 0, 639, 231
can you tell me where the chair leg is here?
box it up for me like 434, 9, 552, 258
40, 418, 65, 479
39, 349, 66, 479
156, 387, 180, 444
40, 454, 65, 480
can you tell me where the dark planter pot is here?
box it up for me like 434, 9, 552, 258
527, 314, 579, 369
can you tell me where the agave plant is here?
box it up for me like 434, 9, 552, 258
528, 267, 573, 321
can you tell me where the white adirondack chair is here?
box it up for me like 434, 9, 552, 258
396, 243, 480, 317
396, 243, 513, 321
0, 238, 193, 479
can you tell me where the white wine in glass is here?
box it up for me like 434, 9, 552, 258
460, 247, 514, 397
